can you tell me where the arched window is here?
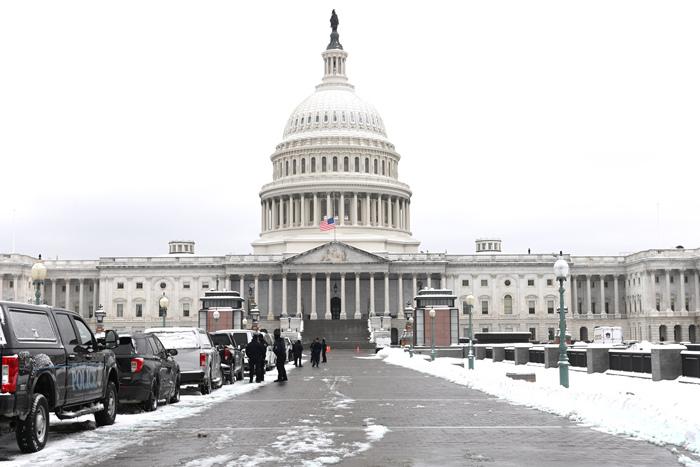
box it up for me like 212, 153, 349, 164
311, 158, 316, 172
285, 160, 289, 176
343, 157, 349, 172
354, 157, 359, 172
332, 157, 338, 171
690, 325, 697, 343
324, 113, 328, 123
322, 157, 327, 172
292, 159, 297, 175
364, 158, 369, 173
381, 160, 385, 175
307, 115, 311, 124
673, 325, 682, 342
350, 112, 355, 124
333, 112, 337, 123
315, 114, 320, 123
301, 158, 306, 174
373, 159, 378, 174
342, 112, 346, 123
504, 295, 513, 314
659, 325, 667, 342
580, 327, 589, 341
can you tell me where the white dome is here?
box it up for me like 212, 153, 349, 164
282, 87, 388, 142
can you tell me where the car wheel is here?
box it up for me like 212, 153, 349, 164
169, 377, 181, 404
16, 393, 49, 453
199, 373, 212, 395
143, 379, 159, 412
95, 381, 118, 427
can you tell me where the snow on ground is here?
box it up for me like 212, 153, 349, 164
376, 347, 700, 460
0, 365, 292, 467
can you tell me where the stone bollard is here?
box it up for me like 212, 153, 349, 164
514, 344, 531, 365
475, 344, 487, 360
586, 345, 612, 373
544, 344, 560, 368
651, 344, 685, 381
492, 345, 505, 362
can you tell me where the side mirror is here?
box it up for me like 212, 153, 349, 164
104, 330, 119, 349
168, 348, 178, 356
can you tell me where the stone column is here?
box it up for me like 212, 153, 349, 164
571, 275, 578, 314
680, 270, 686, 311
267, 276, 274, 320
352, 193, 358, 225
440, 274, 446, 289
585, 275, 591, 314
369, 273, 375, 315
300, 194, 306, 227
387, 196, 393, 227
650, 270, 657, 311
282, 274, 288, 317
340, 273, 346, 319
313, 193, 319, 226
427, 275, 432, 289
600, 275, 605, 313
254, 275, 259, 306
51, 279, 57, 306
311, 274, 317, 319
394, 198, 399, 228
695, 270, 700, 311
340, 193, 345, 225
406, 200, 411, 231
326, 193, 332, 219
296, 274, 302, 316
384, 273, 390, 316
378, 195, 384, 225
65, 279, 71, 309
278, 197, 283, 228
325, 274, 331, 319
261, 201, 265, 232
355, 274, 361, 319
665, 269, 671, 310
397, 274, 404, 318
79, 279, 85, 317
614, 275, 620, 314
365, 194, 370, 226
239, 276, 245, 296
412, 274, 417, 300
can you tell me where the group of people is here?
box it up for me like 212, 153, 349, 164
245, 331, 328, 384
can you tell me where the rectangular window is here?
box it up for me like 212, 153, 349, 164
116, 303, 124, 317
656, 299, 660, 311
527, 279, 534, 287
528, 300, 536, 314
117, 282, 124, 289
482, 327, 489, 333
135, 303, 143, 317
202, 282, 209, 289
529, 328, 536, 340
604, 281, 608, 288
75, 285, 79, 292
605, 302, 609, 313
591, 282, 595, 289
136, 282, 143, 289
546, 279, 553, 286
89, 285, 93, 292
183, 303, 190, 317
480, 279, 488, 287
548, 328, 555, 341
183, 282, 191, 289
62, 285, 66, 292
670, 276, 674, 284
547, 300, 555, 314
481, 301, 488, 314
685, 276, 688, 283
591, 303, 596, 313
461, 280, 469, 287
655, 276, 659, 283
9, 310, 56, 341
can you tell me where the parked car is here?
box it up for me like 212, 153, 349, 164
145, 327, 223, 394
114, 333, 181, 411
0, 301, 119, 453
209, 332, 244, 383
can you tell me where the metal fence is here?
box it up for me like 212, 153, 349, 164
485, 347, 493, 359
529, 348, 545, 364
504, 347, 515, 361
681, 351, 700, 378
567, 349, 587, 368
609, 351, 651, 373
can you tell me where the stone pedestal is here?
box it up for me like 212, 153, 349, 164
280, 316, 303, 341
586, 346, 612, 373
651, 344, 685, 381
514, 344, 531, 365
492, 346, 505, 362
475, 344, 487, 360
544, 344, 560, 368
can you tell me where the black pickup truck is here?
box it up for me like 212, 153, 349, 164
0, 301, 120, 453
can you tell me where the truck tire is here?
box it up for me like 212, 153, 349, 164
143, 379, 159, 412
95, 381, 117, 427
16, 393, 50, 453
199, 372, 212, 395
169, 377, 181, 404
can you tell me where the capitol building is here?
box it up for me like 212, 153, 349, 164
1, 15, 698, 345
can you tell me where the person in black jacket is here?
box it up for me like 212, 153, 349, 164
273, 329, 288, 382
255, 334, 266, 382
245, 336, 261, 383
321, 337, 327, 363
292, 340, 303, 367
310, 337, 323, 367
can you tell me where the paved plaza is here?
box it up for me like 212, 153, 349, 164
100, 351, 681, 466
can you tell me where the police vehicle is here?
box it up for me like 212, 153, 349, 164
0, 301, 119, 452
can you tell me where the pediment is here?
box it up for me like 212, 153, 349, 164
284, 242, 387, 265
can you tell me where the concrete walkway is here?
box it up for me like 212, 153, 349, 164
103, 351, 682, 466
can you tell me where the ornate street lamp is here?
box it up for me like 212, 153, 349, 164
404, 301, 414, 357
31, 255, 47, 305
95, 304, 106, 333
159, 293, 169, 327
553, 256, 570, 388
465, 294, 476, 370
429, 306, 436, 361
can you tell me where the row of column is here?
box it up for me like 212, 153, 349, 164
261, 192, 410, 232
234, 272, 444, 320
570, 274, 623, 315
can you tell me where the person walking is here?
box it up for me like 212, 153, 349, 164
255, 334, 266, 382
292, 339, 303, 367
321, 337, 327, 363
310, 337, 322, 367
273, 329, 288, 382
245, 335, 261, 383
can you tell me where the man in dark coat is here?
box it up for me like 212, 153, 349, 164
255, 334, 266, 382
310, 337, 322, 367
292, 340, 303, 367
273, 329, 288, 382
321, 337, 327, 363
245, 335, 262, 383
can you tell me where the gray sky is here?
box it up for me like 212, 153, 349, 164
1, 1, 699, 259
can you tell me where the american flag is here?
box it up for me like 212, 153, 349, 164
319, 216, 336, 231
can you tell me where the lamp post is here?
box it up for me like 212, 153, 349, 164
250, 305, 260, 331
159, 293, 169, 327
212, 309, 220, 331
95, 304, 106, 333
31, 255, 47, 305
465, 294, 476, 370
553, 257, 570, 388
429, 307, 436, 361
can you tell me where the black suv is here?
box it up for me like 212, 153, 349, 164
0, 301, 120, 453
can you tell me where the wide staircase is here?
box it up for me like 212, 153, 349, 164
302, 319, 373, 350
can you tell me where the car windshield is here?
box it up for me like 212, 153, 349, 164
152, 331, 198, 349
211, 334, 232, 346
231, 333, 249, 346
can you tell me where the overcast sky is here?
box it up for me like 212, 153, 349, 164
1, 1, 699, 259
